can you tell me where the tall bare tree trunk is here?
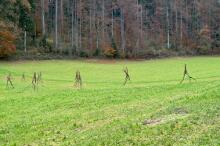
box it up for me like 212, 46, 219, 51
89, 0, 92, 51
60, 0, 64, 53
175, 0, 178, 33
60, 0, 63, 34
121, 8, 125, 56
94, 0, 100, 52
96, 18, 99, 51
41, 0, 45, 36
140, 5, 143, 44
75, 0, 78, 54
166, 0, 170, 49
175, 0, 178, 49
180, 5, 183, 47
71, 0, 74, 49
79, 0, 82, 49
112, 6, 114, 38
185, 0, 188, 47
55, 0, 58, 49
136, 0, 140, 56
102, 0, 105, 53
24, 30, 27, 52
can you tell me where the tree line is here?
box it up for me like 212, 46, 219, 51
0, 0, 220, 58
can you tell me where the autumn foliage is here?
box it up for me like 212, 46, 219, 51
0, 30, 16, 57
104, 47, 117, 58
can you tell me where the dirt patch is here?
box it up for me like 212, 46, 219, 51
173, 108, 189, 115
142, 113, 189, 126
143, 119, 162, 126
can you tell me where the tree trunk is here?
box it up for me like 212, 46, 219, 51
95, 0, 99, 51
71, 0, 74, 50
175, 0, 178, 33
79, 0, 82, 50
96, 19, 99, 51
175, 0, 178, 49
60, 0, 63, 53
140, 5, 143, 45
166, 0, 170, 49
89, 0, 92, 51
55, 0, 58, 49
41, 0, 45, 36
102, 0, 105, 52
112, 7, 114, 38
136, 0, 139, 56
75, 0, 78, 54
121, 8, 125, 56
180, 5, 183, 48
24, 30, 27, 53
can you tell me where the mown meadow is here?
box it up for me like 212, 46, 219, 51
0, 57, 220, 145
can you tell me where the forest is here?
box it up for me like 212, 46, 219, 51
0, 0, 220, 58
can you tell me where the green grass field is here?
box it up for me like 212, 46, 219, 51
0, 57, 220, 146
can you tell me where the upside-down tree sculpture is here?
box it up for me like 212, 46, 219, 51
180, 64, 196, 84
123, 67, 130, 85
75, 70, 82, 88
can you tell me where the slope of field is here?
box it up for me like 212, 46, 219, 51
0, 57, 220, 146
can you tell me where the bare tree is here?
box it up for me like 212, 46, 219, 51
111, 2, 114, 39
136, 0, 140, 55
102, 0, 105, 52
41, 0, 46, 36
166, 0, 170, 49
24, 29, 27, 53
79, 0, 82, 50
120, 8, 125, 56
60, 0, 64, 53
180, 3, 183, 47
140, 5, 143, 46
89, 0, 93, 51
71, 0, 75, 50
55, 0, 58, 49
75, 0, 79, 54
